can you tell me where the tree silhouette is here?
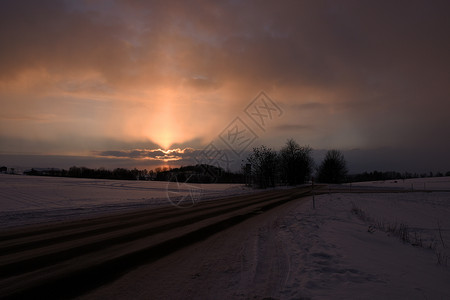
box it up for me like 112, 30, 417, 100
317, 149, 348, 183
247, 145, 278, 188
279, 138, 314, 185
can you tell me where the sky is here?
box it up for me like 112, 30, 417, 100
1, 0, 450, 173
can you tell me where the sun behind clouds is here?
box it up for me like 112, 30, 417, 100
144, 89, 182, 150
154, 126, 175, 150
132, 86, 228, 150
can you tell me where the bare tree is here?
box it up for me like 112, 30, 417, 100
247, 145, 278, 188
317, 149, 348, 183
280, 138, 314, 185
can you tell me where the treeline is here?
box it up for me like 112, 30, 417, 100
23, 165, 245, 183
244, 139, 450, 188
24, 166, 145, 180
66, 166, 142, 180
246, 139, 348, 188
20, 138, 350, 186
22, 162, 450, 186
20, 138, 450, 187
153, 164, 245, 183
348, 170, 450, 183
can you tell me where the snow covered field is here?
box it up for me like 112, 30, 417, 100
276, 178, 450, 298
349, 176, 450, 191
2, 174, 450, 298
83, 178, 450, 299
282, 191, 450, 299
0, 174, 253, 229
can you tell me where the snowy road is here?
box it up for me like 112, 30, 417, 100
0, 186, 314, 299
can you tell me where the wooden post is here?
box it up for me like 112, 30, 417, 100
312, 177, 315, 209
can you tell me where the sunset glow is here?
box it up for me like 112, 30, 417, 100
1, 0, 450, 172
